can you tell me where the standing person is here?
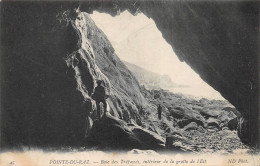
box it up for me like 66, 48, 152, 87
139, 105, 144, 115
157, 104, 162, 120
92, 80, 108, 119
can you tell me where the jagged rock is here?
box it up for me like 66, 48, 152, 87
170, 109, 185, 119
170, 130, 184, 137
179, 119, 205, 129
222, 107, 241, 117
219, 123, 225, 129
228, 117, 238, 131
197, 126, 206, 133
166, 136, 199, 153
192, 105, 203, 112
217, 110, 237, 131
206, 118, 220, 129
222, 127, 229, 131
1, 7, 152, 148
171, 142, 194, 152
166, 135, 194, 150
207, 129, 217, 133
87, 114, 165, 150
172, 106, 205, 128
87, 114, 142, 150
199, 98, 210, 106
199, 108, 222, 118
217, 110, 237, 122
183, 122, 198, 131
83, 13, 146, 125
131, 126, 165, 150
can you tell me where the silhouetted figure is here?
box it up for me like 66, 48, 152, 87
157, 104, 162, 120
92, 80, 108, 119
139, 105, 145, 115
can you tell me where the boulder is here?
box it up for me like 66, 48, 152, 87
87, 114, 165, 150
206, 118, 220, 129
207, 129, 217, 133
219, 123, 225, 129
87, 114, 142, 150
222, 127, 229, 131
170, 130, 184, 137
222, 107, 241, 117
131, 126, 165, 150
183, 122, 198, 131
199, 108, 222, 118
166, 135, 194, 149
171, 142, 195, 152
173, 106, 205, 127
217, 110, 237, 122
197, 126, 206, 133
178, 118, 204, 128
199, 98, 210, 106
169, 109, 185, 119
217, 110, 237, 131
166, 135, 199, 153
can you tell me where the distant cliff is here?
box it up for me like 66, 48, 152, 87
124, 61, 183, 90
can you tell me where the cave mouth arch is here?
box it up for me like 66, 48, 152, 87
79, 0, 259, 146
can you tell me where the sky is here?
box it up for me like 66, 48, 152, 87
90, 11, 225, 100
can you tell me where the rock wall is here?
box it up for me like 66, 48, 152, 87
1, 1, 147, 149
139, 1, 260, 145
80, 13, 146, 124
81, 0, 260, 146
1, 2, 86, 148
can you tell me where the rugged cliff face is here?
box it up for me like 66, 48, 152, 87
80, 13, 146, 123
1, 2, 84, 148
1, 2, 147, 148
1, 1, 259, 148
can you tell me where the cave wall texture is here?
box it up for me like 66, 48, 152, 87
1, 0, 259, 148
80, 0, 260, 146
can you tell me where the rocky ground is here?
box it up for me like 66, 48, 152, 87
77, 85, 254, 155
137, 87, 253, 154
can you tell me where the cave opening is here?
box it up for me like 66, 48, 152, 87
78, 0, 259, 147
78, 8, 255, 150
89, 11, 227, 101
